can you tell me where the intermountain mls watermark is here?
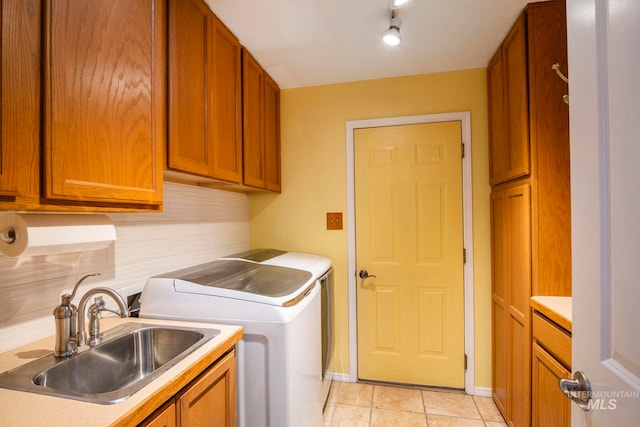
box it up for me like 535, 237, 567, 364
571, 390, 640, 411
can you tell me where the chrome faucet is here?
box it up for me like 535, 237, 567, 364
53, 273, 128, 358
77, 287, 128, 348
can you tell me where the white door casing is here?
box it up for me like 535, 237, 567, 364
345, 112, 478, 395
567, 0, 640, 424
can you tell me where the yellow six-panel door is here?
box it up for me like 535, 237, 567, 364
355, 121, 465, 388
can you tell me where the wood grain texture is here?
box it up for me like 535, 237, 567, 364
167, 0, 242, 184
263, 73, 281, 192
177, 350, 237, 427
242, 49, 281, 192
139, 401, 177, 427
532, 311, 571, 369
242, 50, 265, 188
528, 0, 571, 297
490, 3, 571, 425
168, 0, 212, 176
210, 14, 242, 183
488, 11, 530, 185
532, 343, 571, 427
43, 0, 165, 207
0, 0, 40, 205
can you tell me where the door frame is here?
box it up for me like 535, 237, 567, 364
345, 112, 477, 395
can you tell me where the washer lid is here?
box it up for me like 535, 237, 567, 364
222, 248, 287, 262
156, 260, 314, 306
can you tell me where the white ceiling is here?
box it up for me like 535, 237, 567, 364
204, 0, 536, 89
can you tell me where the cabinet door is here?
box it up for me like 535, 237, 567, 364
505, 184, 531, 427
532, 343, 571, 427
168, 0, 215, 177
139, 401, 176, 427
491, 184, 531, 426
168, 0, 242, 183
263, 73, 281, 192
242, 51, 265, 189
489, 14, 530, 185
490, 190, 508, 417
487, 49, 507, 185
43, 0, 165, 207
503, 15, 530, 182
0, 0, 40, 205
177, 350, 237, 427
210, 15, 242, 183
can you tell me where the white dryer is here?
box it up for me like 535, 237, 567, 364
140, 253, 331, 427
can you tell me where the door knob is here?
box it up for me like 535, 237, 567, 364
559, 370, 592, 411
358, 270, 377, 280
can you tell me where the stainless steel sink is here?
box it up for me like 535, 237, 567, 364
0, 323, 220, 404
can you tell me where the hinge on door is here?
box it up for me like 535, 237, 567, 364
461, 142, 465, 158
463, 248, 466, 264
464, 354, 468, 370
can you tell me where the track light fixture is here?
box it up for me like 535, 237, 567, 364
382, 10, 402, 46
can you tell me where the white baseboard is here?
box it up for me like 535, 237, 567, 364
469, 386, 493, 397
328, 372, 353, 383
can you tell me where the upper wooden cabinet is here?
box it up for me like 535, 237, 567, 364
488, 0, 569, 187
488, 16, 530, 184
42, 0, 165, 208
243, 50, 281, 192
167, 0, 243, 184
0, 0, 41, 207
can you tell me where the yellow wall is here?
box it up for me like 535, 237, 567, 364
249, 68, 492, 389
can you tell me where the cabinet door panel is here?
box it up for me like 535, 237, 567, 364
503, 16, 530, 181
177, 350, 237, 427
532, 343, 570, 427
168, 0, 212, 176
139, 401, 176, 427
263, 74, 281, 192
487, 49, 507, 185
490, 190, 508, 417
43, 0, 164, 207
210, 15, 242, 183
0, 0, 40, 204
242, 51, 265, 188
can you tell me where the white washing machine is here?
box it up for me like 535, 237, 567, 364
222, 250, 334, 407
140, 252, 331, 427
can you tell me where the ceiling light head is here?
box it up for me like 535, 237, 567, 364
392, 0, 410, 7
382, 16, 402, 46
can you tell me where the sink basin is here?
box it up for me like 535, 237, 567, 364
0, 323, 220, 404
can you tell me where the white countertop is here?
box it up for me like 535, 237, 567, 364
530, 296, 572, 332
0, 317, 242, 427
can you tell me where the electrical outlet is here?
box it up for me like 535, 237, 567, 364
326, 212, 343, 230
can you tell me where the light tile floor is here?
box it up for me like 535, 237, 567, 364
323, 381, 507, 427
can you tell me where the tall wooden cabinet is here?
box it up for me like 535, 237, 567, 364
489, 1, 571, 425
242, 50, 281, 192
167, 0, 243, 184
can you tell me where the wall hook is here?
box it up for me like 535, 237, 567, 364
552, 63, 570, 104
552, 63, 569, 84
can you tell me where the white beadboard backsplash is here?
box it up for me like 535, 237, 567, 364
0, 182, 250, 352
